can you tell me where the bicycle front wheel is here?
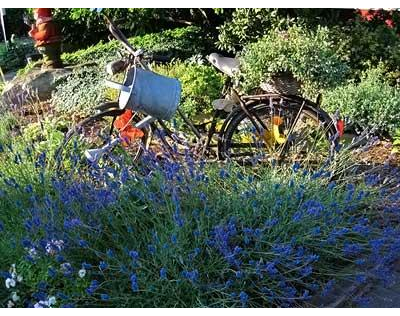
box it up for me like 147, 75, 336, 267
55, 111, 151, 176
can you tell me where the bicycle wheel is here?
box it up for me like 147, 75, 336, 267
219, 98, 338, 167
55, 110, 151, 176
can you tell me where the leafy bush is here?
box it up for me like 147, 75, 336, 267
238, 25, 350, 97
329, 20, 400, 78
0, 38, 36, 72
52, 66, 107, 117
0, 110, 18, 146
53, 8, 218, 50
153, 61, 224, 117
61, 26, 207, 65
20, 116, 68, 157
322, 63, 400, 135
216, 9, 290, 53
216, 9, 356, 54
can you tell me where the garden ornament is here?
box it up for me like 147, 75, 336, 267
28, 8, 63, 69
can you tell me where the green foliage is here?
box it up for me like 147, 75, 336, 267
52, 66, 107, 117
392, 128, 400, 154
54, 8, 216, 51
0, 38, 36, 72
61, 26, 206, 65
0, 110, 18, 146
153, 61, 224, 117
238, 25, 350, 97
216, 8, 292, 53
322, 63, 400, 135
21, 116, 68, 156
0, 8, 30, 38
216, 9, 355, 54
329, 20, 400, 78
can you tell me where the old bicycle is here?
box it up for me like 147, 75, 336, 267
56, 12, 341, 171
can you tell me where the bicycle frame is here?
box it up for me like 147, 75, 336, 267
84, 12, 338, 164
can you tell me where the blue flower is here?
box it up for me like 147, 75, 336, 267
321, 279, 335, 297
225, 279, 233, 288
147, 244, 156, 254
63, 218, 82, 230
300, 265, 313, 277
48, 267, 57, 278
239, 291, 248, 307
86, 280, 99, 296
235, 270, 244, 279
355, 274, 367, 284
160, 267, 167, 280
181, 269, 199, 283
82, 262, 92, 270
233, 246, 242, 255
99, 261, 108, 270
219, 169, 229, 179
292, 161, 301, 172
129, 250, 139, 260
265, 262, 278, 276
342, 242, 363, 257
100, 294, 109, 301
78, 240, 88, 248
353, 296, 371, 307
130, 273, 139, 292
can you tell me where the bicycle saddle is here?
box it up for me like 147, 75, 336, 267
208, 53, 240, 77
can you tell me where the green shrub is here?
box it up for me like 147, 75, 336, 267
331, 20, 400, 78
53, 8, 216, 49
0, 38, 36, 72
322, 63, 400, 135
20, 116, 68, 157
216, 9, 290, 53
0, 110, 18, 146
61, 26, 206, 65
51, 66, 107, 117
238, 25, 350, 98
153, 61, 224, 117
392, 128, 400, 154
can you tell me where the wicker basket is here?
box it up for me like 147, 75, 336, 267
259, 72, 301, 95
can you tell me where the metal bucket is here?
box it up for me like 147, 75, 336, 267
106, 67, 181, 121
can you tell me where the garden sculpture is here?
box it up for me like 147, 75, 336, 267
28, 8, 63, 69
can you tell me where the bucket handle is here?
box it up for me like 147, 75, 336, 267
104, 79, 131, 93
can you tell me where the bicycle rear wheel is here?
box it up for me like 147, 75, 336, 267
219, 98, 338, 167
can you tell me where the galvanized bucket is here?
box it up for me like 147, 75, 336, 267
105, 67, 181, 121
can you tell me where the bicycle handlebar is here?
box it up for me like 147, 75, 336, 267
103, 13, 142, 57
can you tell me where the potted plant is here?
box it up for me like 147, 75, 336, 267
237, 25, 349, 98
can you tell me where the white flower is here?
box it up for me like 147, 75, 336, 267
78, 268, 86, 278
5, 278, 16, 289
45, 239, 64, 256
34, 300, 49, 308
48, 296, 56, 306
17, 275, 23, 283
7, 300, 15, 308
11, 292, 20, 302
27, 247, 39, 259
60, 262, 72, 273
